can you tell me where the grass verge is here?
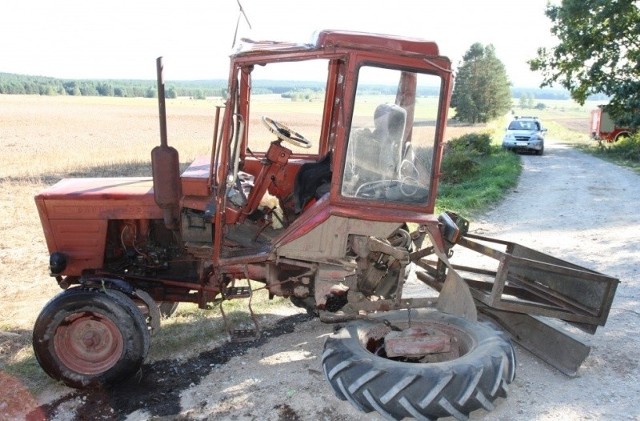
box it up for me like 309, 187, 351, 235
436, 117, 522, 218
436, 148, 521, 217
574, 134, 640, 174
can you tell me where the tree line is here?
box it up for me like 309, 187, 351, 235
529, 0, 639, 128
1, 71, 579, 109
449, 42, 609, 125
0, 73, 228, 99
0, 73, 330, 100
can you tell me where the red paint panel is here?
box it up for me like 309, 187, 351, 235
36, 178, 162, 220
49, 219, 108, 275
35, 177, 163, 275
181, 155, 210, 196
316, 30, 440, 57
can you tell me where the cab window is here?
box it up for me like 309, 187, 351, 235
341, 66, 441, 205
245, 60, 327, 156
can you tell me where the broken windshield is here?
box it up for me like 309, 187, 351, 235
341, 66, 441, 205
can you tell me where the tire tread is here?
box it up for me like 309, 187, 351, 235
322, 310, 516, 420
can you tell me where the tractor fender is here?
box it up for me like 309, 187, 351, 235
79, 275, 162, 334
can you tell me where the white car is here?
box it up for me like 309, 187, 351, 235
502, 116, 546, 155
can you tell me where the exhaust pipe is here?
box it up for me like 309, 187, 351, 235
151, 56, 181, 230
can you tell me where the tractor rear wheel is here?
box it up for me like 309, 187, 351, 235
322, 309, 516, 420
32, 287, 150, 388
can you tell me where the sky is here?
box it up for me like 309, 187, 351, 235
2, 0, 558, 87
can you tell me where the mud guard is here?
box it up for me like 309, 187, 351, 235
436, 264, 478, 321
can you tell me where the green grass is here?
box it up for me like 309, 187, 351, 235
436, 147, 521, 217
435, 116, 521, 218
576, 134, 640, 174
545, 120, 589, 144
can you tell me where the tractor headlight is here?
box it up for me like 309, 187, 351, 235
49, 252, 67, 274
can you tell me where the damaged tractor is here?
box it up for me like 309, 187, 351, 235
32, 30, 618, 420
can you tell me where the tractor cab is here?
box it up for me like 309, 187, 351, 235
173, 31, 452, 265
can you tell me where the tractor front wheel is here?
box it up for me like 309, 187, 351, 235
32, 288, 150, 388
322, 309, 516, 420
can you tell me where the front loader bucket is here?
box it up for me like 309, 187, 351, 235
415, 232, 619, 376
454, 233, 618, 333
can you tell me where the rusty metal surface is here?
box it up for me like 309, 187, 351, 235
423, 223, 478, 321
480, 306, 591, 377
415, 270, 593, 376
413, 226, 620, 377
152, 57, 182, 230
384, 328, 450, 358
421, 233, 619, 334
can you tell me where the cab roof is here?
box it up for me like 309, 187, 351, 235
233, 29, 441, 58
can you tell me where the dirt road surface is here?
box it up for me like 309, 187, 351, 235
24, 138, 640, 421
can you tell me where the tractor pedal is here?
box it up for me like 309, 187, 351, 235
224, 286, 252, 299
230, 328, 260, 342
219, 284, 261, 342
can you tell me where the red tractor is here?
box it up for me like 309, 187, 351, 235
33, 31, 618, 420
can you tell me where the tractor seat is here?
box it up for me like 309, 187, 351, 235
293, 152, 332, 213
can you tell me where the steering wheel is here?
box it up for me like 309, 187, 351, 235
354, 179, 428, 201
354, 180, 387, 199
262, 116, 312, 149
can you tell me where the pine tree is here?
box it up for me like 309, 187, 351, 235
451, 43, 512, 124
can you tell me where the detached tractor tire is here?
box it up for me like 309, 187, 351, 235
32, 287, 150, 389
322, 309, 516, 421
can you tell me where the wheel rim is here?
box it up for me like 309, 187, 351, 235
53, 311, 124, 375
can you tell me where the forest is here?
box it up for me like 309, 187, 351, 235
0, 71, 588, 101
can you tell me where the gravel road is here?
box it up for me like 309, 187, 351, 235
461, 141, 640, 420
32, 139, 640, 421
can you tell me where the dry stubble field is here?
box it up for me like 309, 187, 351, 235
0, 95, 216, 304
0, 94, 593, 419
0, 94, 224, 416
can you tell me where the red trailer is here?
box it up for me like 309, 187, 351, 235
591, 105, 635, 142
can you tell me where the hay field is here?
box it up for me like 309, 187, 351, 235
0, 95, 223, 394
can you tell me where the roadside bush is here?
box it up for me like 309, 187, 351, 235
608, 134, 640, 161
440, 132, 493, 183
441, 148, 479, 183
447, 132, 492, 156
593, 133, 640, 162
